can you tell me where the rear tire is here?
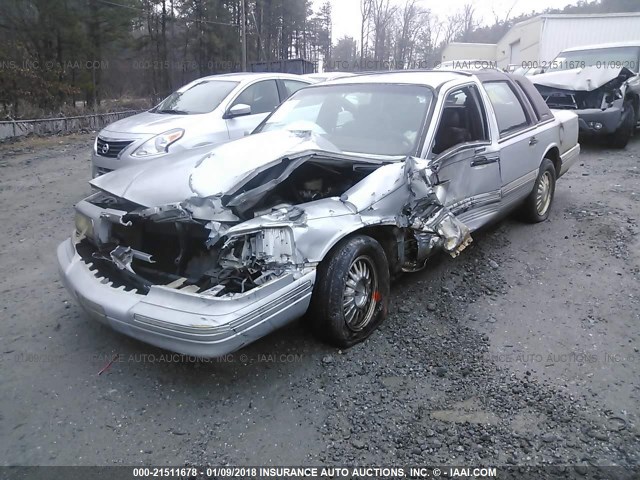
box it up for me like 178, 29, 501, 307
607, 100, 635, 149
520, 158, 556, 223
309, 235, 390, 348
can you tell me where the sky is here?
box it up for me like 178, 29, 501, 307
315, 0, 578, 43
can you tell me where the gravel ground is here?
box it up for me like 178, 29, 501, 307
0, 133, 639, 476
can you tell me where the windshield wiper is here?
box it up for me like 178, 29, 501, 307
157, 109, 190, 115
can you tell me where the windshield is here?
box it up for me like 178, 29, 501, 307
548, 46, 640, 72
256, 84, 433, 156
154, 80, 239, 114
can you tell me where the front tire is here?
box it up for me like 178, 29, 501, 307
607, 100, 635, 149
309, 235, 390, 348
520, 158, 556, 223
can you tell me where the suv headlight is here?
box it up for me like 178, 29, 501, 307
131, 128, 184, 157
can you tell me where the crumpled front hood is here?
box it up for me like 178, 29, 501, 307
90, 145, 214, 206
101, 111, 197, 135
531, 66, 634, 91
90, 130, 341, 207
189, 130, 341, 198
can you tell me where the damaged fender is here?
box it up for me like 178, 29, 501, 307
403, 157, 472, 258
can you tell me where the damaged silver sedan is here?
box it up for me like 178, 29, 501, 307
57, 70, 580, 357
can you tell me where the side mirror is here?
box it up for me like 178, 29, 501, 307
225, 103, 251, 118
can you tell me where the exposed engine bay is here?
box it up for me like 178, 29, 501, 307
229, 159, 374, 219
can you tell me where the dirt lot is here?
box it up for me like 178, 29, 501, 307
0, 133, 639, 473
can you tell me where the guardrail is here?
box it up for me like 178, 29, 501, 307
0, 110, 144, 141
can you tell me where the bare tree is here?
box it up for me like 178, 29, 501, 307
439, 3, 481, 46
393, 0, 430, 68
492, 0, 518, 27
443, 12, 463, 44
360, 0, 373, 63
400, 7, 440, 68
394, 0, 415, 67
428, 13, 444, 49
460, 3, 480, 41
371, 0, 397, 63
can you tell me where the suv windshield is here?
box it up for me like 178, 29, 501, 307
256, 84, 433, 156
549, 46, 640, 72
154, 80, 239, 114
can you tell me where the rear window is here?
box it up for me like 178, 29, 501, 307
483, 81, 529, 135
154, 80, 239, 114
514, 77, 553, 123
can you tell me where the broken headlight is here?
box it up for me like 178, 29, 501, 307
220, 228, 296, 268
603, 88, 624, 107
74, 211, 94, 239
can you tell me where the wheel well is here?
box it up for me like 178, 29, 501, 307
625, 94, 639, 122
339, 226, 402, 276
544, 146, 561, 176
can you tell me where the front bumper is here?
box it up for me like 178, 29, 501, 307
57, 238, 315, 357
575, 106, 623, 135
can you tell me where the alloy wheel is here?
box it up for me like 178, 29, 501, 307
342, 255, 379, 332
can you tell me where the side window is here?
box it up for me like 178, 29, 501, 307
282, 80, 308, 99
483, 81, 529, 135
432, 85, 488, 155
514, 78, 553, 123
232, 80, 279, 115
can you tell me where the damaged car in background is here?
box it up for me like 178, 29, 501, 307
531, 42, 640, 148
57, 70, 580, 357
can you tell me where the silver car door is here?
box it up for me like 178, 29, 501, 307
482, 80, 539, 211
224, 80, 280, 140
434, 146, 502, 231
429, 84, 502, 231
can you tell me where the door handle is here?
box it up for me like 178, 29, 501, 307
471, 156, 498, 167
529, 136, 538, 146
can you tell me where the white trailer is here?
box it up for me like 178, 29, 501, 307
442, 13, 640, 69
497, 13, 640, 68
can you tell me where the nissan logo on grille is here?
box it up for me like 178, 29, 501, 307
96, 137, 133, 158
